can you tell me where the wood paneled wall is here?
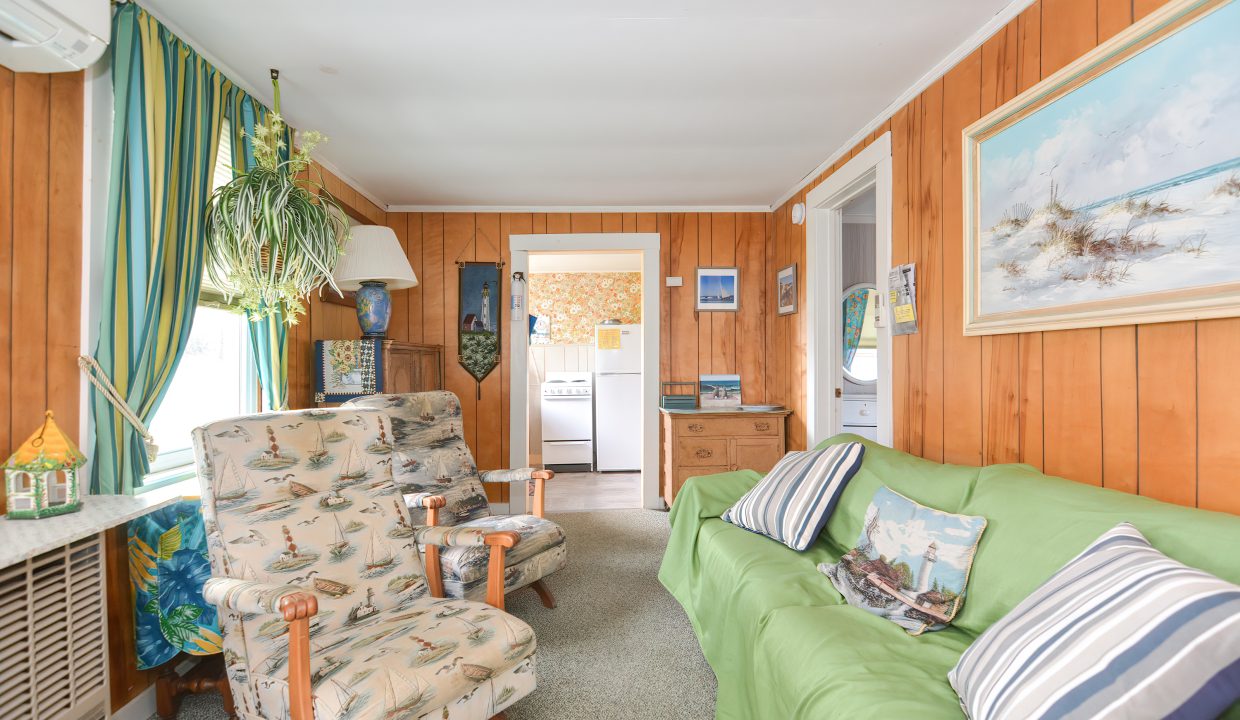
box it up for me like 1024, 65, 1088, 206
772, 0, 1240, 515
0, 69, 84, 503
358, 212, 769, 501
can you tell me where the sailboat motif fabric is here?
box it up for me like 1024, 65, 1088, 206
193, 407, 538, 719
346, 392, 568, 602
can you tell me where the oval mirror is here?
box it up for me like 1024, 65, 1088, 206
842, 283, 879, 385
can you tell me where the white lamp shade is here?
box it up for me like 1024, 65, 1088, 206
333, 225, 419, 291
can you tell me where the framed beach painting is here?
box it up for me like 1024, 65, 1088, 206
963, 0, 1240, 335
696, 267, 740, 312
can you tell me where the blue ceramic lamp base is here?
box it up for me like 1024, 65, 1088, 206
354, 280, 392, 338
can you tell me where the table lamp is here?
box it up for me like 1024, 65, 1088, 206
332, 225, 419, 338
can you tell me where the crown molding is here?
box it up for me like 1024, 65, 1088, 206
385, 204, 771, 214
768, 0, 1037, 210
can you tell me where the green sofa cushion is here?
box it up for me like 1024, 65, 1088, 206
954, 462, 1240, 636
753, 605, 969, 719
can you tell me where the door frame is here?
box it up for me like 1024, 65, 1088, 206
509, 233, 663, 510
805, 132, 894, 447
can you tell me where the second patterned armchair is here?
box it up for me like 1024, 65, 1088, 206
346, 391, 566, 609
193, 407, 537, 720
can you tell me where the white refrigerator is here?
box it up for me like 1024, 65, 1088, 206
594, 324, 642, 471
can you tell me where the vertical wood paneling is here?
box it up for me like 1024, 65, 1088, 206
940, 51, 983, 467
0, 67, 12, 471
1042, 328, 1103, 486
736, 213, 766, 404
386, 213, 410, 342
1136, 322, 1196, 507
889, 105, 911, 453
710, 213, 736, 375
11, 73, 50, 439
474, 213, 503, 492
917, 80, 945, 463
696, 214, 713, 377
1100, 326, 1138, 493
670, 214, 699, 382
422, 214, 445, 346
407, 212, 425, 343
1196, 318, 1240, 514
904, 95, 924, 455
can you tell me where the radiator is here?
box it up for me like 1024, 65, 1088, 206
0, 534, 107, 720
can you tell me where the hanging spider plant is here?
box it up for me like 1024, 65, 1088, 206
203, 71, 350, 324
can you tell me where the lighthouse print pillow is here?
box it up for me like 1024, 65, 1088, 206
818, 486, 987, 635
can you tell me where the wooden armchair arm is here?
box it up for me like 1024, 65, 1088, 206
416, 503, 522, 611
278, 592, 318, 720
529, 469, 554, 518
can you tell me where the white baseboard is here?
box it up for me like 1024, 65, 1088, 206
489, 503, 511, 515
112, 656, 200, 720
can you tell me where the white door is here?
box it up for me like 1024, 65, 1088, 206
595, 373, 642, 471
595, 324, 641, 374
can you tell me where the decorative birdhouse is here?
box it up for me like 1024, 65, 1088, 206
4, 411, 86, 519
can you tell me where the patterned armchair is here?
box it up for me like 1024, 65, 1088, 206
193, 407, 537, 720
346, 392, 566, 609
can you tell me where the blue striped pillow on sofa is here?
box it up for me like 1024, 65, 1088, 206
721, 443, 865, 551
949, 522, 1240, 720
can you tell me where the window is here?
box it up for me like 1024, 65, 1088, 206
142, 121, 259, 489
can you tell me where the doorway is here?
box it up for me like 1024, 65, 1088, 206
805, 133, 894, 446
509, 234, 662, 511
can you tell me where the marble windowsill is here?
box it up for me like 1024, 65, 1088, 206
0, 493, 181, 569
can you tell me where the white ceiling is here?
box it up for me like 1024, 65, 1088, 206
141, 0, 1018, 209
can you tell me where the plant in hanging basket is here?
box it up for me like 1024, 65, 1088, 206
204, 101, 350, 324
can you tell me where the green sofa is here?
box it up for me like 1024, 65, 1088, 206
659, 435, 1240, 719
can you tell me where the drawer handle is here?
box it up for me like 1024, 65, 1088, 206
695, 448, 713, 459
858, 408, 871, 417
687, 423, 705, 433
753, 421, 771, 432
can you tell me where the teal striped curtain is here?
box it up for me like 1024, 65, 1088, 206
91, 4, 232, 494
227, 95, 292, 411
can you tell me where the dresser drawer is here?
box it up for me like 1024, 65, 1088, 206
675, 416, 781, 438
841, 399, 878, 427
676, 437, 729, 466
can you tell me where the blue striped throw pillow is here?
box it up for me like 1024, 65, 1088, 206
720, 443, 865, 551
949, 522, 1240, 720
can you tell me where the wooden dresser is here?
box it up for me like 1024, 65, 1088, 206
660, 408, 791, 507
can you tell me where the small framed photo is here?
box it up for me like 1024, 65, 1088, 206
776, 263, 798, 315
699, 374, 742, 408
696, 267, 739, 312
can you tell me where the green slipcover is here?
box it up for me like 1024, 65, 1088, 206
659, 434, 1240, 720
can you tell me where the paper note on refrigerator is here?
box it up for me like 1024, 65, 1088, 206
597, 328, 621, 349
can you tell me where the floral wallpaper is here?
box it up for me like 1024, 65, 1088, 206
528, 272, 642, 345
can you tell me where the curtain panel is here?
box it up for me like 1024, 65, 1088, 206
91, 3, 231, 494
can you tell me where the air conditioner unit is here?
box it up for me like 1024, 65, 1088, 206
0, 0, 108, 73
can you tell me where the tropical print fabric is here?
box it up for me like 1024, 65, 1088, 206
949, 523, 1240, 720
345, 392, 567, 599
192, 407, 538, 719
527, 272, 641, 344
818, 486, 987, 635
842, 287, 869, 369
129, 499, 223, 669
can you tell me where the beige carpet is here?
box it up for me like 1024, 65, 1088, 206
159, 509, 716, 719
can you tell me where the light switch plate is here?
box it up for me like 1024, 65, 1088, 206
666, 276, 683, 287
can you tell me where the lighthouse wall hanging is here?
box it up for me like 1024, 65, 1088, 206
5, 411, 86, 519
457, 261, 503, 397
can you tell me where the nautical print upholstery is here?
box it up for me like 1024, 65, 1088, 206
345, 392, 568, 600
193, 407, 538, 719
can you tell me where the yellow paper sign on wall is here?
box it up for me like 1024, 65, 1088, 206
597, 328, 621, 349
893, 303, 916, 324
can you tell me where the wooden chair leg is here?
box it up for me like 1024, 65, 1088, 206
531, 579, 557, 609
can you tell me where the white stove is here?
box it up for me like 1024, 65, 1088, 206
540, 372, 594, 470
